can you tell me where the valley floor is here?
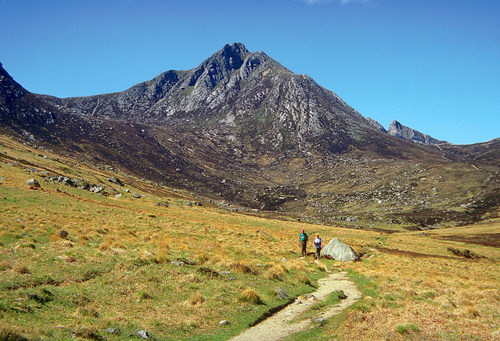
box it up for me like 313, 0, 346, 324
0, 134, 498, 340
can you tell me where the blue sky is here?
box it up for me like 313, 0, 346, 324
0, 0, 498, 144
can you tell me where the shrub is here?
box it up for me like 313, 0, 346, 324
238, 289, 262, 304
14, 264, 30, 274
264, 265, 285, 280
396, 323, 419, 334
0, 260, 10, 271
138, 291, 152, 300
190, 292, 205, 305
295, 273, 312, 286
0, 325, 29, 341
230, 261, 258, 275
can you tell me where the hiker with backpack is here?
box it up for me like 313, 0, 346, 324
298, 229, 308, 257
314, 234, 322, 260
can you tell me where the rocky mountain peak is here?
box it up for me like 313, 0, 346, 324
388, 120, 447, 145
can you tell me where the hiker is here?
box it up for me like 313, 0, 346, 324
314, 234, 322, 260
298, 229, 308, 257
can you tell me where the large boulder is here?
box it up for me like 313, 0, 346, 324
321, 238, 360, 262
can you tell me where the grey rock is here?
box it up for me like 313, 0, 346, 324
321, 238, 360, 262
137, 330, 150, 339
0, 177, 5, 181
103, 328, 121, 335
274, 287, 288, 300
132, 193, 141, 198
26, 179, 40, 188
107, 177, 124, 186
219, 271, 231, 276
219, 320, 230, 325
90, 186, 104, 193
124, 189, 130, 193
171, 261, 184, 266
115, 193, 122, 199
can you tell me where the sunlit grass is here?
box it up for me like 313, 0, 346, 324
0, 134, 498, 340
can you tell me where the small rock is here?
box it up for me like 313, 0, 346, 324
132, 193, 141, 198
219, 320, 230, 325
0, 177, 5, 181
137, 330, 149, 339
62, 177, 74, 186
304, 294, 318, 301
275, 287, 288, 300
115, 194, 122, 199
107, 177, 123, 186
337, 290, 347, 300
90, 186, 103, 193
171, 261, 184, 266
227, 277, 236, 281
124, 189, 130, 193
219, 271, 231, 276
26, 179, 40, 188
103, 328, 121, 335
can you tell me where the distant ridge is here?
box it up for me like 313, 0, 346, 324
387, 120, 448, 145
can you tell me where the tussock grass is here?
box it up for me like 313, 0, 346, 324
238, 288, 262, 304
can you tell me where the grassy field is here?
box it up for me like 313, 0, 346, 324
0, 134, 498, 340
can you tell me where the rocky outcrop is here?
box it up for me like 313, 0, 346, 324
321, 238, 359, 262
41, 43, 383, 154
366, 117, 387, 133
388, 120, 447, 145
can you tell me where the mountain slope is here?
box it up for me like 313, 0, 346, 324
1, 44, 498, 228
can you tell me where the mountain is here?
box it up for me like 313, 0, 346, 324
42, 43, 386, 154
1, 44, 499, 229
387, 120, 447, 145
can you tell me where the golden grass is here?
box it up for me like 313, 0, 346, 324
0, 134, 498, 340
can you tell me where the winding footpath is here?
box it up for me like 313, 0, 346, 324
230, 271, 361, 341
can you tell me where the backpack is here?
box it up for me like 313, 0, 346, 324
299, 233, 308, 241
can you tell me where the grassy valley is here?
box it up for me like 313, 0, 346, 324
0, 133, 498, 340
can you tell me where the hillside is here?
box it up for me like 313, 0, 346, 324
0, 133, 498, 340
1, 43, 499, 230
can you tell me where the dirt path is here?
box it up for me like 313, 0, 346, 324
230, 271, 361, 341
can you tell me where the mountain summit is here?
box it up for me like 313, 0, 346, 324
43, 42, 382, 154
